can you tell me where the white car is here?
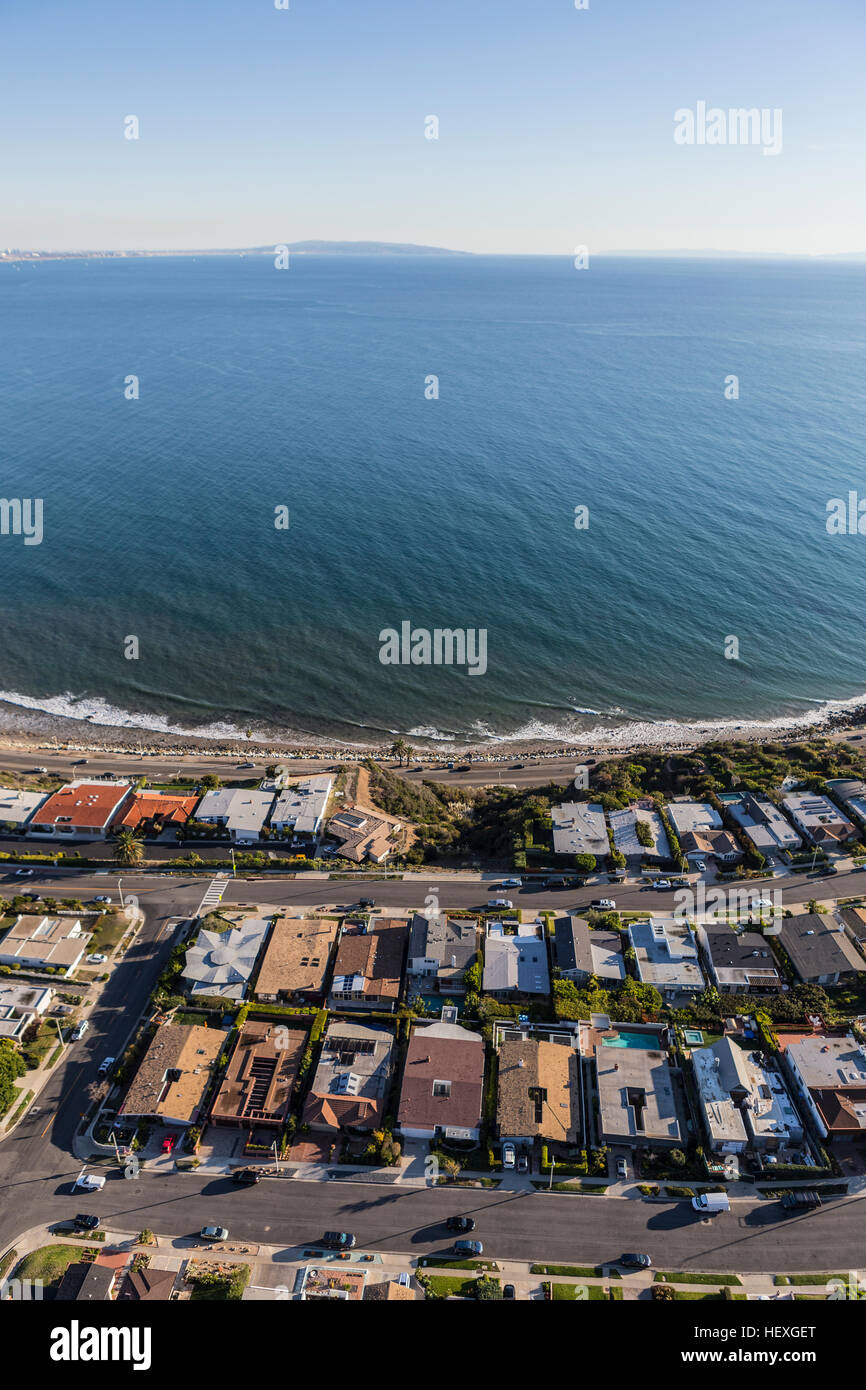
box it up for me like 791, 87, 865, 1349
500, 878, 522, 888
694, 860, 707, 873
502, 1142, 516, 1170
72, 1020, 89, 1041
75, 1173, 106, 1192
86, 953, 108, 965
591, 898, 616, 911
94, 895, 112, 904
616, 1157, 629, 1179
654, 879, 672, 890
487, 898, 513, 909
97, 1056, 115, 1075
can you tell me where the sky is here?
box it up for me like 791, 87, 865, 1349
2, 0, 865, 255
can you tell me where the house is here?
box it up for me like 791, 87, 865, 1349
300, 1266, 367, 1300
627, 917, 704, 998
496, 1037, 581, 1146
253, 915, 338, 1002
117, 1022, 223, 1127
0, 915, 88, 976
325, 809, 400, 863
590, 930, 627, 984
0, 982, 54, 1042
678, 829, 742, 865
111, 790, 199, 836
117, 1267, 177, 1302
664, 801, 723, 838
595, 1042, 683, 1148
781, 792, 856, 849
28, 780, 133, 839
407, 912, 477, 995
302, 1020, 395, 1133
364, 1276, 424, 1301
783, 1034, 866, 1141
327, 918, 407, 1012
839, 907, 866, 954
778, 912, 866, 985
210, 1020, 306, 1129
397, 1021, 485, 1141
608, 804, 670, 863
182, 917, 271, 1001
0, 787, 48, 832
270, 775, 333, 840
551, 802, 608, 860
56, 1263, 118, 1302
192, 788, 275, 843
553, 916, 594, 982
825, 778, 866, 829
691, 1036, 802, 1154
482, 922, 550, 998
721, 792, 802, 857
697, 924, 783, 993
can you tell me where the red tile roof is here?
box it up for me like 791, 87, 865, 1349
112, 791, 199, 831
31, 782, 132, 829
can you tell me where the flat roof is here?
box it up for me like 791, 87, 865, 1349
0, 787, 48, 823
785, 1034, 866, 1088
271, 775, 333, 834
628, 917, 704, 990
665, 801, 722, 836
595, 1044, 683, 1144
0, 915, 87, 968
551, 802, 608, 857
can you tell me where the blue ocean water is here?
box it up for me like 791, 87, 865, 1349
0, 253, 864, 747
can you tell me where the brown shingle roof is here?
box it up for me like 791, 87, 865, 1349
117, 1267, 177, 1302
254, 916, 338, 1000
330, 918, 407, 1001
118, 1023, 224, 1124
210, 1020, 306, 1126
496, 1038, 580, 1143
397, 1023, 485, 1132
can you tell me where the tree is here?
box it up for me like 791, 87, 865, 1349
0, 1040, 26, 1117
635, 819, 654, 848
201, 774, 221, 789
112, 828, 145, 867
475, 1276, 503, 1300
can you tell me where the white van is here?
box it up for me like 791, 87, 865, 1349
691, 1192, 730, 1214
487, 898, 513, 909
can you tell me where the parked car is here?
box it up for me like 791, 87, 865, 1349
517, 1154, 529, 1174
502, 1142, 516, 1169
781, 1190, 822, 1212
72, 1020, 89, 1041
446, 1215, 475, 1232
74, 1173, 106, 1192
654, 879, 672, 890
322, 1231, 356, 1249
358, 898, 375, 910
97, 1056, 115, 1076
232, 1168, 261, 1185
591, 898, 616, 911
455, 764, 471, 772
691, 1192, 730, 1214
615, 1157, 628, 1179
86, 953, 108, 965
694, 860, 707, 873
454, 1239, 483, 1256
618, 1252, 651, 1269
74, 1213, 100, 1230
487, 898, 513, 909
161, 1134, 177, 1154
500, 878, 522, 888
199, 1225, 229, 1242
503, 1283, 516, 1300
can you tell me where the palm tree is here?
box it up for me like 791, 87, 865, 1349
388, 738, 407, 765
403, 744, 415, 768
112, 828, 145, 867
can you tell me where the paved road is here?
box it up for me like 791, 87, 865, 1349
2, 864, 866, 1272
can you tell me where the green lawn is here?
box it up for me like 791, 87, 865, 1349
189, 1264, 250, 1301
532, 1262, 619, 1278
85, 912, 126, 955
654, 1271, 741, 1286
14, 1244, 95, 1288
552, 1281, 606, 1300
423, 1274, 484, 1298
775, 1273, 846, 1286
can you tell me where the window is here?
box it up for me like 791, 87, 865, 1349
432, 1080, 452, 1098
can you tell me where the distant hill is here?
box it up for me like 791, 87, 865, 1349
251, 240, 472, 256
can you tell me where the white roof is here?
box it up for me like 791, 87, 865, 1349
665, 802, 722, 836
628, 916, 704, 990
786, 1034, 866, 1088
271, 776, 332, 834
0, 787, 48, 823
195, 788, 275, 836
551, 802, 608, 857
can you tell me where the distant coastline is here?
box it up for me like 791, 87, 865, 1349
0, 240, 474, 263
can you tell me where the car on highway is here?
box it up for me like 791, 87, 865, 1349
455, 764, 471, 772
94, 895, 112, 904
590, 898, 616, 910
86, 953, 108, 965
446, 1215, 475, 1232
33, 767, 48, 774
72, 1020, 89, 1041
74, 1213, 100, 1230
502, 1142, 516, 1169
162, 1134, 177, 1154
15, 868, 34, 877
237, 761, 256, 769
618, 1252, 651, 1269
200, 1225, 229, 1242
232, 1168, 261, 1185
74, 1173, 106, 1192
97, 1056, 115, 1076
510, 763, 525, 770
72, 758, 89, 765
503, 1283, 516, 1299
454, 1239, 483, 1256
322, 1231, 356, 1249
615, 1157, 628, 1179
499, 878, 522, 888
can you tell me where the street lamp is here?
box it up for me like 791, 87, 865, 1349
230, 847, 236, 878
548, 1154, 556, 1190
272, 1137, 280, 1171
117, 878, 125, 908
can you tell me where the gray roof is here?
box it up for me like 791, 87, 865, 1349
194, 788, 275, 838
553, 916, 593, 974
591, 930, 626, 982
183, 919, 270, 1000
270, 775, 332, 835
408, 913, 477, 981
483, 926, 550, 995
780, 913, 866, 981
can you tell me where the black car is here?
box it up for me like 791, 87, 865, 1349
619, 1252, 652, 1269
446, 1215, 475, 1233
503, 1283, 516, 1299
322, 1231, 356, 1249
511, 763, 525, 770
232, 1168, 261, 1185
74, 1214, 100, 1230
358, 898, 375, 909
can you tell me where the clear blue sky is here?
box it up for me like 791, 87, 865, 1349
3, 0, 864, 254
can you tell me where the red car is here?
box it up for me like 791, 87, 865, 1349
162, 1134, 177, 1154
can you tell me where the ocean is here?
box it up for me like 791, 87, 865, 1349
1, 252, 865, 749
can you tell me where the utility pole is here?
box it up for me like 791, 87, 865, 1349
272, 1137, 280, 1171
230, 847, 237, 879
548, 1154, 555, 1190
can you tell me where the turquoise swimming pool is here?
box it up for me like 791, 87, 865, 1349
602, 1030, 661, 1049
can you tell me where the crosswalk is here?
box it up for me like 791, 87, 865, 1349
195, 872, 231, 917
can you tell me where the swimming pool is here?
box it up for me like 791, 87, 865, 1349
602, 1030, 662, 1049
